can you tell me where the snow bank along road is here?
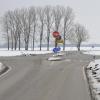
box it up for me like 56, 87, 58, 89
0, 52, 99, 100
86, 60, 100, 99
0, 62, 9, 77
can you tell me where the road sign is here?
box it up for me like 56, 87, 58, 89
52, 31, 60, 38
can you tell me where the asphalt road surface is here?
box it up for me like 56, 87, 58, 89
0, 51, 99, 100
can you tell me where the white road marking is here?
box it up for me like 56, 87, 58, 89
48, 57, 63, 61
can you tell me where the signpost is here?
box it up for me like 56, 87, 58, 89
48, 31, 64, 61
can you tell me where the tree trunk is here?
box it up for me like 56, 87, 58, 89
18, 34, 20, 51
14, 41, 17, 50
47, 36, 49, 51
11, 39, 13, 50
33, 33, 35, 51
7, 31, 10, 50
40, 35, 42, 51
24, 33, 29, 50
7, 37, 9, 50
14, 38, 17, 50
40, 25, 43, 51
33, 35, 35, 51
25, 42, 28, 50
77, 43, 81, 51
55, 39, 57, 47
33, 25, 36, 51
11, 31, 13, 50
63, 28, 66, 51
47, 29, 50, 51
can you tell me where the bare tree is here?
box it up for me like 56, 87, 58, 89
2, 13, 10, 50
20, 9, 27, 50
6, 11, 15, 50
29, 7, 37, 51
2, 5, 89, 51
10, 10, 20, 50
44, 6, 54, 50
69, 23, 89, 51
37, 7, 45, 51
13, 9, 22, 50
8, 10, 22, 50
63, 7, 74, 50
53, 6, 64, 47
20, 8, 34, 50
3, 10, 21, 50
53, 6, 64, 31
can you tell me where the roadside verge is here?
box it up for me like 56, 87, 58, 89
84, 65, 94, 100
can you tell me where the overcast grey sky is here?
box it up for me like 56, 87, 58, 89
0, 0, 100, 44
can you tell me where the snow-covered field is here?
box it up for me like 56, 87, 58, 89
0, 50, 53, 57
0, 47, 76, 57
0, 48, 54, 57
84, 51, 100, 56
82, 47, 100, 56
0, 47, 100, 57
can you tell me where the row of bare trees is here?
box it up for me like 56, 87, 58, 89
1, 5, 89, 51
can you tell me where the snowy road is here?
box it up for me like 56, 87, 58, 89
0, 52, 97, 100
